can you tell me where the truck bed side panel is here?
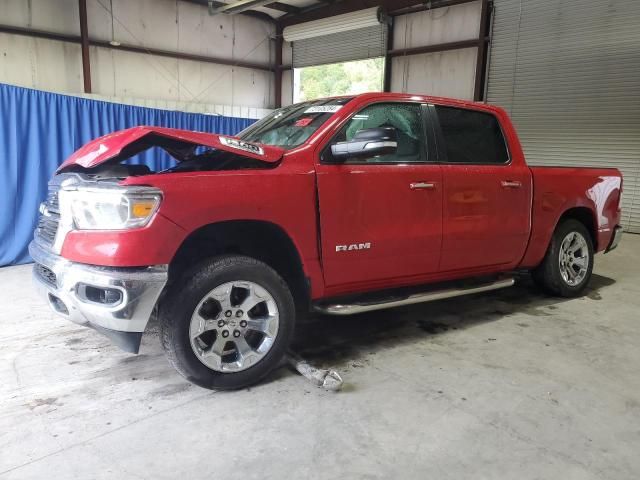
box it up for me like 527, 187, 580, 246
520, 167, 622, 268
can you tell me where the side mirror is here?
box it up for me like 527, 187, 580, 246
331, 127, 398, 160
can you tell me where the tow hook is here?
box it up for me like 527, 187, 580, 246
286, 351, 344, 392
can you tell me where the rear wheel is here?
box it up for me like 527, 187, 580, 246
160, 255, 295, 390
532, 219, 594, 297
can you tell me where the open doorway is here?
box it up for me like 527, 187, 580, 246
293, 57, 385, 103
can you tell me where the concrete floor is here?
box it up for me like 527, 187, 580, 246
1, 236, 639, 480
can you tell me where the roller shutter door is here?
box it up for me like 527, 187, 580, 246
486, 0, 640, 232
284, 7, 388, 68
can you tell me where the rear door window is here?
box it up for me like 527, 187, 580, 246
434, 106, 509, 164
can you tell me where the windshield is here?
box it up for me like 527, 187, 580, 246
237, 97, 354, 149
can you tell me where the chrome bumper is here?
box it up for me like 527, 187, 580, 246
605, 226, 623, 253
29, 240, 168, 353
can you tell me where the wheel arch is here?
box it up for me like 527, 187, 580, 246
555, 206, 598, 251
168, 220, 310, 311
531, 207, 596, 297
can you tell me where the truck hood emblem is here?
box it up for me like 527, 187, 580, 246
219, 136, 264, 155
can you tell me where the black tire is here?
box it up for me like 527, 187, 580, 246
159, 255, 295, 390
532, 219, 594, 297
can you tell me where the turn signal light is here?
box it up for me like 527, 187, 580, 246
131, 201, 156, 218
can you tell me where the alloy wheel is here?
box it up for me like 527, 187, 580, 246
189, 281, 279, 372
558, 231, 590, 287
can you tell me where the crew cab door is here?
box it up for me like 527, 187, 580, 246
316, 102, 442, 289
430, 105, 532, 272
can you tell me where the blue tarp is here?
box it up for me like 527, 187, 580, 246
0, 83, 256, 266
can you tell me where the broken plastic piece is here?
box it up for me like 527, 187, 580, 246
286, 351, 343, 392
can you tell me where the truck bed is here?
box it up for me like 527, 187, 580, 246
520, 166, 622, 268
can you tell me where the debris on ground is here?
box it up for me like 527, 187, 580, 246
286, 351, 343, 392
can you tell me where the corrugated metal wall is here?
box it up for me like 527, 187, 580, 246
391, 1, 482, 99
0, 0, 275, 110
486, 0, 640, 232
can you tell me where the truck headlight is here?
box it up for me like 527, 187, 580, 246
61, 187, 162, 230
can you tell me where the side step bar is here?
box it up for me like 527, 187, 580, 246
313, 277, 515, 316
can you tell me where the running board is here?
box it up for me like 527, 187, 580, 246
313, 277, 515, 316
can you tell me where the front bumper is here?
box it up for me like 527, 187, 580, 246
605, 225, 623, 253
29, 240, 168, 353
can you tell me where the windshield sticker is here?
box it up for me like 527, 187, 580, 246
219, 136, 264, 155
294, 117, 314, 127
304, 105, 343, 114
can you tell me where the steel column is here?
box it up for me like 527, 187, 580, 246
383, 18, 394, 92
78, 0, 92, 93
473, 0, 491, 101
274, 23, 283, 108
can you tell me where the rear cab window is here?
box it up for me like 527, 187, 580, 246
434, 105, 509, 164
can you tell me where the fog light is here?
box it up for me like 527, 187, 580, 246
48, 294, 69, 315
76, 284, 123, 306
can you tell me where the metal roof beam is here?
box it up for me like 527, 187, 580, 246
264, 2, 302, 14
208, 0, 294, 14
279, 0, 477, 26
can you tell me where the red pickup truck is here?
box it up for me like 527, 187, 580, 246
31, 93, 623, 389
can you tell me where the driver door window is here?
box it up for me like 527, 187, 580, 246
330, 103, 427, 164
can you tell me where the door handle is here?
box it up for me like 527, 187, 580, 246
501, 180, 522, 188
410, 182, 436, 190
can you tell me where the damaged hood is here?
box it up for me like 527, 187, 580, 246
57, 126, 284, 172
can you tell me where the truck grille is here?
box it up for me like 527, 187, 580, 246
35, 183, 61, 248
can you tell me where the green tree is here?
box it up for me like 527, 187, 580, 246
298, 58, 384, 101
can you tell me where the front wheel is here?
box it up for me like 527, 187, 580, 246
532, 219, 594, 297
160, 255, 295, 390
